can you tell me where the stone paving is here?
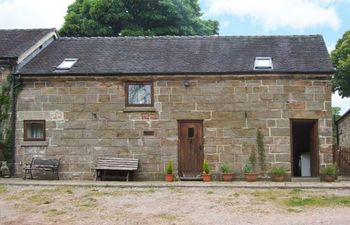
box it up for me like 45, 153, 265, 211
1, 178, 350, 189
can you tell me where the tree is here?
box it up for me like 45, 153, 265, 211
331, 30, 350, 97
59, 0, 219, 37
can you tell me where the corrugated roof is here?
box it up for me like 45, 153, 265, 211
0, 28, 55, 59
18, 35, 334, 75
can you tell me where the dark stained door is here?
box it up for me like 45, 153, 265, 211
178, 121, 203, 177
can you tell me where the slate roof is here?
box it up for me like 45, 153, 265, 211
0, 28, 55, 59
18, 35, 334, 75
336, 108, 350, 125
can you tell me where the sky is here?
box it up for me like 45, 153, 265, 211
0, 0, 349, 114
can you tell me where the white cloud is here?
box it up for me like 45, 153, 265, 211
0, 0, 74, 29
203, 0, 341, 31
332, 91, 350, 115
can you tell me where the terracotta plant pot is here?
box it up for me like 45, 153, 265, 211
273, 176, 284, 182
244, 173, 258, 182
165, 174, 174, 182
324, 175, 335, 182
202, 174, 212, 182
222, 173, 234, 182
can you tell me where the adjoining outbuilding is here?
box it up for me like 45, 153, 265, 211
336, 109, 350, 148
0, 29, 57, 176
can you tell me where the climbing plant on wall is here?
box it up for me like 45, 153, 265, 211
0, 74, 21, 162
257, 129, 267, 173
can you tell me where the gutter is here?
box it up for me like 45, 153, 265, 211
18, 70, 335, 76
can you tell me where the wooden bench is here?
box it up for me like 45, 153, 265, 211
95, 157, 139, 181
23, 158, 60, 180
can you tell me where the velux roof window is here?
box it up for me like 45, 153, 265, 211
254, 57, 273, 70
56, 58, 78, 70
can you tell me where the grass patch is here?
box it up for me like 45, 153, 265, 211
44, 209, 67, 217
207, 191, 214, 195
252, 190, 279, 201
41, 187, 74, 195
155, 213, 177, 221
286, 208, 302, 213
6, 194, 22, 201
52, 187, 74, 194
5, 189, 36, 201
74, 197, 98, 210
284, 196, 350, 208
146, 188, 156, 194
27, 194, 53, 205
290, 188, 302, 196
169, 187, 182, 193
0, 184, 6, 195
84, 189, 110, 197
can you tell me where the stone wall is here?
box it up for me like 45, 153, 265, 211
0, 67, 11, 82
15, 74, 333, 180
338, 111, 350, 147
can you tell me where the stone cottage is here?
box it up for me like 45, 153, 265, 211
14, 35, 334, 180
0, 29, 57, 167
337, 109, 350, 147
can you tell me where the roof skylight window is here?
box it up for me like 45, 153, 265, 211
56, 58, 78, 70
254, 57, 273, 70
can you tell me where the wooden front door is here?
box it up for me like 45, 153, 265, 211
178, 121, 204, 177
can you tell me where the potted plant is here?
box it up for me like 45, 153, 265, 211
244, 149, 258, 182
202, 159, 211, 182
243, 163, 258, 182
321, 164, 337, 182
165, 160, 174, 182
270, 166, 287, 182
220, 163, 234, 182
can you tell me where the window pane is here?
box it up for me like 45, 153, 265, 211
128, 84, 151, 105
30, 123, 43, 138
188, 128, 194, 138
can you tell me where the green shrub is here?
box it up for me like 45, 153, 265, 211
243, 163, 253, 173
203, 159, 210, 174
220, 163, 231, 173
270, 166, 287, 176
320, 164, 337, 176
165, 160, 173, 174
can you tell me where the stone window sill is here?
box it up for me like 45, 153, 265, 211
123, 107, 156, 112
21, 140, 49, 147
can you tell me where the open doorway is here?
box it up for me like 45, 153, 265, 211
291, 119, 319, 177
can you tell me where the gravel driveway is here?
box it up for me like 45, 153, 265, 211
0, 185, 350, 225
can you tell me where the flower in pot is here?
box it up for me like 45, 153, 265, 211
270, 166, 287, 182
220, 163, 234, 182
165, 160, 174, 182
243, 163, 258, 182
202, 159, 211, 182
321, 164, 337, 182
